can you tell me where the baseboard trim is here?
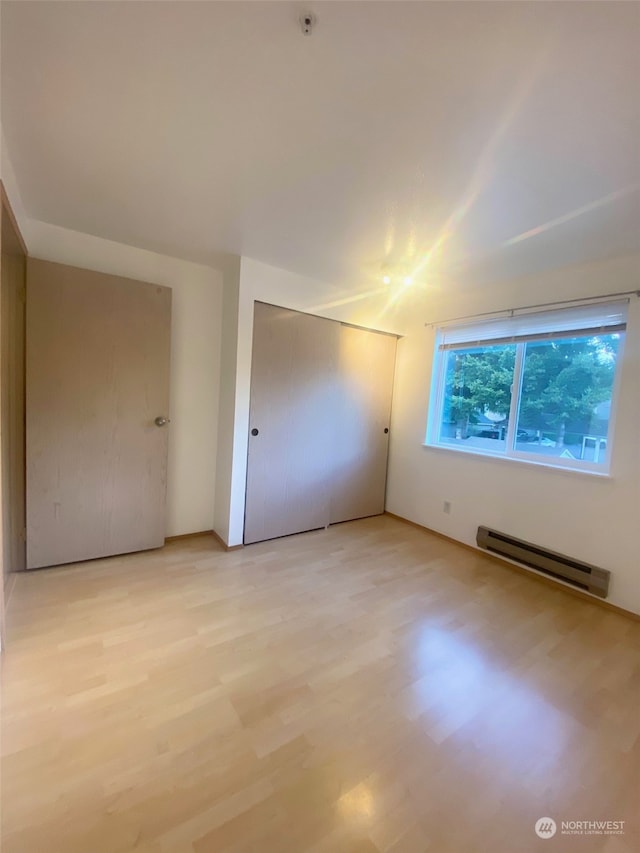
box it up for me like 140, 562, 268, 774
212, 529, 244, 552
164, 530, 214, 544
165, 529, 242, 552
384, 511, 640, 622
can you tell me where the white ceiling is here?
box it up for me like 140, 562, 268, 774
2, 1, 639, 290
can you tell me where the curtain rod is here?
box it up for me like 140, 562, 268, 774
424, 289, 640, 328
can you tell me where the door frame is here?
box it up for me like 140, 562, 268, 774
0, 181, 28, 649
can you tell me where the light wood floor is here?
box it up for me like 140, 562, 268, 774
1, 515, 639, 853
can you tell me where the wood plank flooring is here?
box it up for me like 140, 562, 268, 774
1, 515, 639, 853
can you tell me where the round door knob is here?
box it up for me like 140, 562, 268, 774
155, 416, 170, 427
384, 427, 389, 434
251, 428, 259, 436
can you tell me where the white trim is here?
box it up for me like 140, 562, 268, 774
601, 330, 626, 475
421, 442, 612, 480
436, 300, 628, 348
507, 447, 609, 474
427, 291, 637, 330
425, 327, 445, 445
504, 343, 524, 452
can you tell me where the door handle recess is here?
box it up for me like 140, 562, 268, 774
251, 428, 259, 436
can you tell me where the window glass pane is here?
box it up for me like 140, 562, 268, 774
438, 344, 516, 452
514, 334, 621, 465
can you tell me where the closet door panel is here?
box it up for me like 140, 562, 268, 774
330, 326, 396, 524
244, 302, 339, 545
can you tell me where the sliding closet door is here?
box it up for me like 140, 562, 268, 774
244, 302, 339, 545
330, 325, 397, 524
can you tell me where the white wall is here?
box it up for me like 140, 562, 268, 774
26, 220, 223, 537
386, 254, 640, 615
215, 256, 404, 546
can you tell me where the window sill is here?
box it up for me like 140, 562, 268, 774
421, 442, 613, 480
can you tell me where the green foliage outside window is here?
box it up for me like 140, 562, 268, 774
442, 335, 618, 448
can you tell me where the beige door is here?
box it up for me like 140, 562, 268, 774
330, 325, 397, 524
244, 302, 339, 545
26, 259, 171, 569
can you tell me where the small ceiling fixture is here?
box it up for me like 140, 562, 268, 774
300, 13, 315, 36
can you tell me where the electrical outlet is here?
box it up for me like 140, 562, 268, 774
443, 501, 452, 514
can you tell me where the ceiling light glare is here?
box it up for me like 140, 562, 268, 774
404, 276, 413, 286
383, 275, 391, 285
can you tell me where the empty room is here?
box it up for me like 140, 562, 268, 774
1, 2, 639, 852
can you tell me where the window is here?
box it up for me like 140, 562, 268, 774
427, 301, 627, 473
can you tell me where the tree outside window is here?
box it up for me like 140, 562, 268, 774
429, 302, 626, 473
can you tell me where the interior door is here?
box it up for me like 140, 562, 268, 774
330, 325, 397, 524
26, 259, 171, 569
244, 302, 339, 545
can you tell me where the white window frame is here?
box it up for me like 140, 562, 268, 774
425, 302, 627, 475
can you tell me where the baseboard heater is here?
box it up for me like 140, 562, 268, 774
476, 526, 610, 598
